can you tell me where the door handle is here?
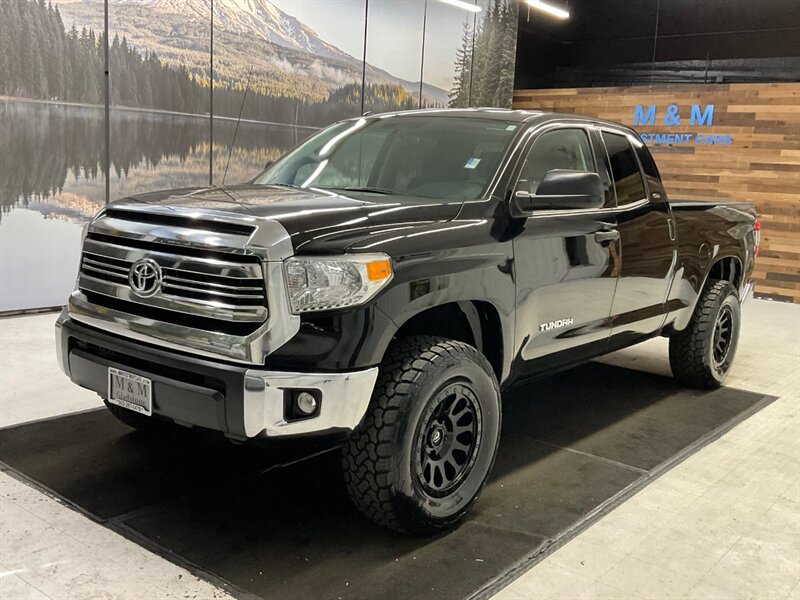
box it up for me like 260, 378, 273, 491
594, 229, 620, 244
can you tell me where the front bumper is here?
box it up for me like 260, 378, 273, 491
56, 311, 378, 439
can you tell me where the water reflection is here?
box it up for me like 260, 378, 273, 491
0, 99, 310, 311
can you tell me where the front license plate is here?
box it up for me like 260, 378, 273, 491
108, 367, 152, 416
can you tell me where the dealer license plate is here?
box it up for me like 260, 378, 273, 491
108, 367, 152, 416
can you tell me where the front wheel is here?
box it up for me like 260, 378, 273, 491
669, 280, 741, 389
342, 336, 501, 535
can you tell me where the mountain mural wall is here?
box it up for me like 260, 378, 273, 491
0, 0, 519, 311
4, 0, 518, 124
53, 0, 455, 108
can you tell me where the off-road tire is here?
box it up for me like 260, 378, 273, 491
342, 336, 501, 535
669, 280, 741, 389
104, 399, 164, 433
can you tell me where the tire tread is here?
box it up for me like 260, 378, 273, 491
669, 279, 737, 389
341, 335, 498, 534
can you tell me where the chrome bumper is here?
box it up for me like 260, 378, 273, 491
242, 368, 379, 437
56, 312, 378, 439
55, 309, 68, 376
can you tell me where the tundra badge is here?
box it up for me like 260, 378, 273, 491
539, 318, 574, 332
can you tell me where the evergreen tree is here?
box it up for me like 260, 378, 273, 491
0, 0, 457, 126
448, 0, 517, 109
449, 21, 474, 108
494, 1, 518, 108
477, 0, 502, 107
0, 4, 8, 95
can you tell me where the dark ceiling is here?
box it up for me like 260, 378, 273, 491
515, 0, 800, 88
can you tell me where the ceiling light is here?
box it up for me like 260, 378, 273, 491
526, 0, 570, 20
436, 0, 482, 13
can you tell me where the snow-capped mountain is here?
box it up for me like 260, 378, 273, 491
52, 0, 449, 104
112, 0, 350, 62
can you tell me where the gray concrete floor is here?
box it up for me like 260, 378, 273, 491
496, 299, 800, 599
0, 299, 798, 599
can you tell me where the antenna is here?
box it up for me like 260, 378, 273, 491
222, 65, 254, 185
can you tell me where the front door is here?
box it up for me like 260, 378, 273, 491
510, 126, 620, 375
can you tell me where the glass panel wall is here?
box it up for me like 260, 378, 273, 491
108, 0, 212, 194
0, 0, 106, 311
1, 0, 519, 312
420, 0, 476, 109
469, 0, 519, 108
209, 0, 369, 185
363, 0, 426, 113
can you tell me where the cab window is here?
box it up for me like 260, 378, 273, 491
602, 132, 647, 205
517, 128, 595, 197
634, 143, 662, 192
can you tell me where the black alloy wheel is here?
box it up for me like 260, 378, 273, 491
712, 304, 735, 369
342, 336, 501, 535
415, 383, 482, 497
669, 279, 741, 389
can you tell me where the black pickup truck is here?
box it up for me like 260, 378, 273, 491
56, 109, 759, 534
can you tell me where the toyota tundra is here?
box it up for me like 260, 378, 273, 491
56, 109, 759, 534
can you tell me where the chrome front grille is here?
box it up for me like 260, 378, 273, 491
78, 237, 268, 325
68, 202, 300, 364
161, 270, 266, 305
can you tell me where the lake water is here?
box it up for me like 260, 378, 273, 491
0, 100, 312, 312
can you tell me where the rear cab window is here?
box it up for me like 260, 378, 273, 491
634, 142, 666, 198
601, 132, 648, 206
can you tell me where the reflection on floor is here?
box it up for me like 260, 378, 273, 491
0, 299, 798, 599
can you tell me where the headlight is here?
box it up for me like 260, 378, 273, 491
284, 253, 393, 313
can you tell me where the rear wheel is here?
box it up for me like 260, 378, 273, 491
342, 336, 501, 535
669, 280, 741, 389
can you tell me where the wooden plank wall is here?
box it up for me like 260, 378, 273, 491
513, 83, 800, 303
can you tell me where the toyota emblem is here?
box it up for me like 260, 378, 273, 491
129, 258, 162, 297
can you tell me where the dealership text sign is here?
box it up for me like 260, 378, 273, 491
633, 104, 732, 146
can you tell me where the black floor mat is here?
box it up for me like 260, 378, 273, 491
0, 362, 774, 600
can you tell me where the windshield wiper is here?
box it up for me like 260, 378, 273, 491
325, 186, 397, 195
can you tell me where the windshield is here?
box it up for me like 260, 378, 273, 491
253, 116, 520, 200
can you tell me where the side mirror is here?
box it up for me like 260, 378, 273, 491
264, 160, 275, 170
512, 170, 605, 215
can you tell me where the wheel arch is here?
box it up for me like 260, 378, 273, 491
392, 301, 504, 382
668, 254, 744, 333
705, 255, 744, 294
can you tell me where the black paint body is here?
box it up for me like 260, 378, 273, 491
64, 111, 758, 397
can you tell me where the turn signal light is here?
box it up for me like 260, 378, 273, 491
366, 258, 392, 281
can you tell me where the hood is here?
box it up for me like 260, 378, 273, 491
112, 184, 463, 253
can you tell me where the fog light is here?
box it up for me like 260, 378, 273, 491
296, 392, 318, 415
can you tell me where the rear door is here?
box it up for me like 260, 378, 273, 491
599, 130, 676, 337
510, 125, 620, 373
